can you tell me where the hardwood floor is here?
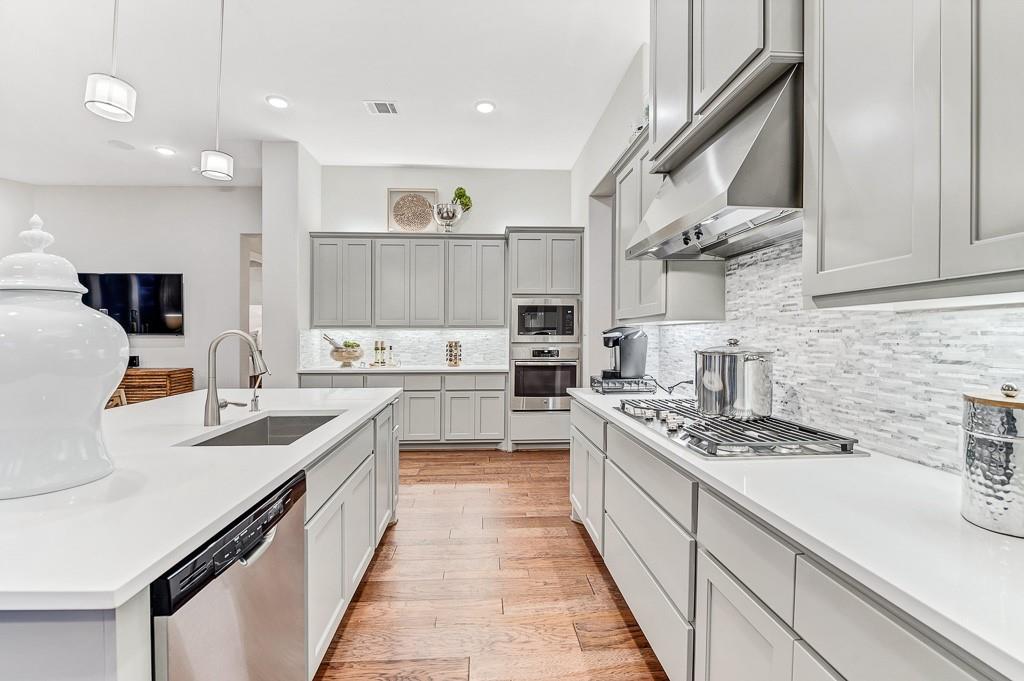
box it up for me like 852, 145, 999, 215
314, 449, 668, 681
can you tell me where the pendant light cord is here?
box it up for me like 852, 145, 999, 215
110, 0, 120, 75
214, 0, 225, 151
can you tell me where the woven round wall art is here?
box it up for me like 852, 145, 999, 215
392, 193, 434, 231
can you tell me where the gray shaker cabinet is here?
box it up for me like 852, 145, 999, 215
649, 0, 692, 158
447, 240, 506, 326
615, 145, 667, 319
374, 239, 411, 326
509, 233, 549, 295
692, 0, 767, 115
547, 233, 582, 295
939, 0, 1024, 278
402, 391, 442, 441
475, 391, 506, 440
409, 239, 445, 326
803, 0, 942, 297
443, 391, 476, 440
311, 237, 372, 327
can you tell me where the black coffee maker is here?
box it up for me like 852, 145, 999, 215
602, 326, 648, 379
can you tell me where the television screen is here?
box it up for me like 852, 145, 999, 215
78, 273, 184, 335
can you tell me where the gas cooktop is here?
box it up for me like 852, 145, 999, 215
618, 398, 862, 459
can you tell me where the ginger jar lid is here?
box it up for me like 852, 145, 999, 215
0, 214, 87, 293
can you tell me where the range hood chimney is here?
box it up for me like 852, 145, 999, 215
627, 67, 802, 261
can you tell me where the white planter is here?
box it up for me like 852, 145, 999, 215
0, 215, 129, 499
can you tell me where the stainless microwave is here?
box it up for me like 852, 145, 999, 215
511, 298, 579, 344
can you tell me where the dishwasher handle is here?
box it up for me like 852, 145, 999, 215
239, 527, 276, 567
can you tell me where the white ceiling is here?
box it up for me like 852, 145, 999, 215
0, 0, 648, 186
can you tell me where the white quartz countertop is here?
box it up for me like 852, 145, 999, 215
0, 388, 400, 611
298, 365, 508, 374
569, 388, 1024, 681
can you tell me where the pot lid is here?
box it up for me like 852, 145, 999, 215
0, 214, 86, 293
698, 338, 774, 355
964, 383, 1023, 409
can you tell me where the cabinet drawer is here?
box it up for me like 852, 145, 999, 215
475, 374, 506, 390
606, 426, 696, 533
299, 374, 331, 388
331, 375, 364, 389
794, 558, 983, 681
604, 516, 693, 681
305, 422, 374, 521
365, 375, 404, 389
697, 489, 799, 623
570, 401, 606, 451
509, 411, 569, 441
404, 374, 442, 391
444, 374, 476, 391
605, 461, 696, 620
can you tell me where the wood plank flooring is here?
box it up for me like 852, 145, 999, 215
313, 449, 668, 681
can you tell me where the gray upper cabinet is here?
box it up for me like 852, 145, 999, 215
311, 237, 372, 327
940, 0, 1024, 279
509, 230, 582, 296
409, 239, 445, 326
509, 233, 549, 294
616, 147, 667, 320
374, 239, 411, 326
650, 0, 692, 157
803, 0, 941, 298
650, 0, 802, 172
447, 240, 506, 326
692, 0, 766, 114
547, 233, 582, 295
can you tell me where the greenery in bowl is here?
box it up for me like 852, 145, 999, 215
453, 186, 472, 213
342, 340, 360, 349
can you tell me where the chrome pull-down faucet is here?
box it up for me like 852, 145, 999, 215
204, 330, 269, 426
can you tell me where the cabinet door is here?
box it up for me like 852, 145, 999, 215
650, 0, 692, 156
509, 233, 548, 294
340, 239, 373, 326
312, 238, 342, 326
547, 233, 582, 295
940, 0, 1024, 277
803, 0, 941, 296
477, 241, 506, 326
402, 391, 441, 441
692, 0, 765, 114
475, 391, 506, 440
305, 484, 348, 674
584, 446, 604, 553
636, 149, 667, 316
694, 549, 796, 681
569, 428, 588, 520
409, 239, 445, 326
793, 642, 845, 681
343, 457, 375, 595
391, 422, 400, 521
443, 391, 476, 440
374, 410, 393, 541
615, 162, 641, 319
374, 239, 410, 326
447, 240, 478, 325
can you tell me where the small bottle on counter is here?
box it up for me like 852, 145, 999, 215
386, 345, 394, 366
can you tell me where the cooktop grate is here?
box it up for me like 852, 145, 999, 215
618, 398, 860, 458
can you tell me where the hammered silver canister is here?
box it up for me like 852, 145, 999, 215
961, 383, 1024, 537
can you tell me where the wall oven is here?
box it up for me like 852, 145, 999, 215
512, 298, 579, 344
511, 345, 579, 411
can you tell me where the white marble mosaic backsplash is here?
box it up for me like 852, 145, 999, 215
300, 328, 509, 368
648, 241, 1024, 472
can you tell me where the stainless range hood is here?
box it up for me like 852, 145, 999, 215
627, 67, 802, 261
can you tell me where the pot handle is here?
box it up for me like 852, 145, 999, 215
744, 354, 769, 362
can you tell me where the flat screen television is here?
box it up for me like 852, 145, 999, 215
78, 273, 184, 335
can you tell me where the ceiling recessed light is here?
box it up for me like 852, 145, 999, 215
154, 146, 176, 156
265, 95, 289, 109
475, 100, 496, 114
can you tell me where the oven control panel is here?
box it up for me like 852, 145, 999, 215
531, 348, 561, 358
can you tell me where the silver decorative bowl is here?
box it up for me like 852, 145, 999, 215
433, 202, 463, 233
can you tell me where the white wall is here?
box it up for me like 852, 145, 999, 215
322, 166, 570, 234
30, 185, 261, 388
0, 178, 35, 256
569, 46, 649, 379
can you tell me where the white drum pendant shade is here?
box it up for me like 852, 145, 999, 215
200, 149, 234, 181
0, 215, 129, 499
83, 73, 137, 122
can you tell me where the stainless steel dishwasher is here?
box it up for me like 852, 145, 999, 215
152, 472, 306, 681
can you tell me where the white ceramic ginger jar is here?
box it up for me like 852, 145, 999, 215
0, 215, 129, 499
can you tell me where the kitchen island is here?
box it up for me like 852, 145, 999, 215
0, 387, 400, 681
569, 388, 1024, 681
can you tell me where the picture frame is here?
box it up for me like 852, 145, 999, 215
387, 188, 438, 232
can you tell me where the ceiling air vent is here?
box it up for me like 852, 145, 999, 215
364, 101, 398, 115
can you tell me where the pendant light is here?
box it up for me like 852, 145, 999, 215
83, 0, 137, 122
201, 0, 233, 181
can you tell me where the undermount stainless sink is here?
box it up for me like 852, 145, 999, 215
191, 414, 342, 447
